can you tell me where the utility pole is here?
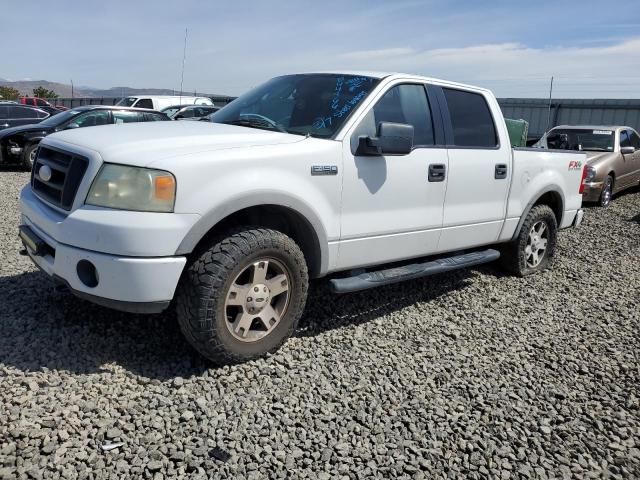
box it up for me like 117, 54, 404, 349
70, 79, 74, 107
545, 76, 554, 134
179, 28, 188, 104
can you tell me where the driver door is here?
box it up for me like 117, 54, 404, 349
338, 82, 448, 269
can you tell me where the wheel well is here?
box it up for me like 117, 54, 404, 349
607, 171, 615, 189
189, 205, 322, 278
532, 191, 563, 226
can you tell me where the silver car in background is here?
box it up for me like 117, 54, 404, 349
536, 125, 640, 206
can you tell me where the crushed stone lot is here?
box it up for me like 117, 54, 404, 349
1, 169, 639, 480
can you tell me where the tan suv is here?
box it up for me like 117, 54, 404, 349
537, 125, 640, 206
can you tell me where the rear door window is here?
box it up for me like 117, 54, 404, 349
10, 107, 38, 119
135, 98, 154, 109
443, 88, 497, 148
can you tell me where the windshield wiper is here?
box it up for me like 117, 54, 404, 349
221, 118, 287, 133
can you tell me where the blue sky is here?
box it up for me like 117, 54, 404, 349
2, 0, 640, 97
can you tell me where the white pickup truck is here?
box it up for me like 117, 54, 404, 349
19, 72, 587, 364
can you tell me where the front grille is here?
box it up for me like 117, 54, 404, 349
31, 146, 88, 211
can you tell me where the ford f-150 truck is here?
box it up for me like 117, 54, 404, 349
19, 72, 587, 364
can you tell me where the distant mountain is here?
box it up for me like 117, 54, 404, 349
0, 78, 228, 99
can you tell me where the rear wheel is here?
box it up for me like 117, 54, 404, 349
500, 204, 557, 276
22, 143, 38, 171
176, 227, 308, 365
599, 175, 613, 207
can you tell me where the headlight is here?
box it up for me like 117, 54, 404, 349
585, 166, 597, 183
86, 164, 176, 212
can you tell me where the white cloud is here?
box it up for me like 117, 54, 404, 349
321, 39, 640, 98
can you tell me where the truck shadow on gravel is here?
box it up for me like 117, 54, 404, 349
0, 267, 477, 379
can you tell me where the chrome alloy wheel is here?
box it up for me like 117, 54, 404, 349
525, 221, 548, 268
224, 258, 291, 342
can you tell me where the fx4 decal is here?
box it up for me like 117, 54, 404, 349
568, 160, 582, 170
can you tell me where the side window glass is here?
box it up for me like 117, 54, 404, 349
69, 110, 111, 128
443, 88, 497, 147
36, 110, 48, 119
358, 84, 434, 146
11, 107, 35, 119
113, 111, 142, 123
0, 106, 7, 119
630, 131, 640, 149
145, 113, 166, 121
135, 99, 154, 109
619, 130, 631, 148
36, 98, 47, 106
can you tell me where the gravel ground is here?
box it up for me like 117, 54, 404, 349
1, 169, 639, 480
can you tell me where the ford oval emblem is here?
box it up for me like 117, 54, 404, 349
39, 165, 52, 182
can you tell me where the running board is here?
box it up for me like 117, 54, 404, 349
330, 249, 500, 294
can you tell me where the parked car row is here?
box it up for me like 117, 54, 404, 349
0, 106, 169, 169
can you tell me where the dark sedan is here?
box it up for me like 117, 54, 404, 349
0, 104, 49, 131
0, 105, 169, 170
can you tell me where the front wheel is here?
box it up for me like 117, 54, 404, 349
176, 227, 308, 365
500, 204, 558, 276
23, 143, 38, 171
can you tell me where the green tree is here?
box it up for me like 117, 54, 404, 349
0, 86, 20, 100
32, 86, 59, 99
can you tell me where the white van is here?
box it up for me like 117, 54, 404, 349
116, 95, 213, 111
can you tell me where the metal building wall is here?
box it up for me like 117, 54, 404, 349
497, 98, 640, 141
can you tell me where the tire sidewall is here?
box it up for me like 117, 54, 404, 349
600, 176, 613, 207
516, 206, 557, 275
211, 246, 306, 357
23, 143, 37, 170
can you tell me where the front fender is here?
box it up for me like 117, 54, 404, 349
176, 191, 331, 274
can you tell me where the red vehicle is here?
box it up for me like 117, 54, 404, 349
19, 96, 53, 108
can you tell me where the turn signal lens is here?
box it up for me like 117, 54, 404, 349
154, 175, 176, 201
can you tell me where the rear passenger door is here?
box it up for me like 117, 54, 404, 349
618, 129, 640, 189
436, 86, 511, 251
629, 130, 640, 184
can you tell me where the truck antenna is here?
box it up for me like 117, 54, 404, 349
545, 76, 554, 134
179, 28, 188, 104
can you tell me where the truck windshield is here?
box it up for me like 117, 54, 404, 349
117, 97, 137, 107
210, 74, 380, 138
544, 128, 614, 152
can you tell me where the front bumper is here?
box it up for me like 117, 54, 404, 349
20, 216, 186, 313
581, 181, 603, 203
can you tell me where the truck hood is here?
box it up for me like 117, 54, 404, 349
45, 121, 305, 167
585, 151, 617, 166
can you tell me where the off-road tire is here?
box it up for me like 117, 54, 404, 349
176, 227, 308, 365
499, 204, 558, 277
23, 143, 38, 171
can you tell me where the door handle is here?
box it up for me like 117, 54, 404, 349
428, 164, 446, 182
495, 163, 508, 179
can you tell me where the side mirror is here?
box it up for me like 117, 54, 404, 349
621, 146, 636, 155
174, 114, 183, 120
65, 122, 80, 130
357, 122, 414, 156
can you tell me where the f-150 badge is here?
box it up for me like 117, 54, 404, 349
311, 165, 338, 176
